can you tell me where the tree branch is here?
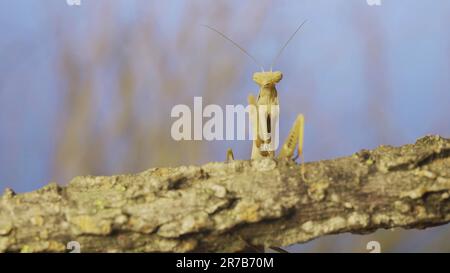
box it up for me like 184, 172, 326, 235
1, 135, 450, 252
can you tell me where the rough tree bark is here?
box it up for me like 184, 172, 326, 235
1, 135, 450, 252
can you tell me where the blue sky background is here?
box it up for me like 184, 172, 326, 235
0, 0, 449, 252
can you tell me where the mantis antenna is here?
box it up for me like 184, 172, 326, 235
270, 20, 307, 71
201, 24, 265, 71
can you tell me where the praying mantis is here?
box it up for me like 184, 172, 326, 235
203, 21, 307, 178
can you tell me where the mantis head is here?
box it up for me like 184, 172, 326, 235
253, 71, 283, 87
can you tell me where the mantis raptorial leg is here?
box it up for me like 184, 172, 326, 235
278, 114, 306, 181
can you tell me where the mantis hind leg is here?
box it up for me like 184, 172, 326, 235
278, 114, 306, 180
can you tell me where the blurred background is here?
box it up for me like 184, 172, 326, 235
0, 0, 449, 252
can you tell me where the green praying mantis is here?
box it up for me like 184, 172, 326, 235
203, 21, 307, 178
